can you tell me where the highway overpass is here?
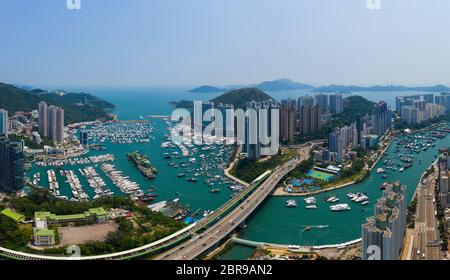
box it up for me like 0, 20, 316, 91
154, 155, 305, 260
0, 144, 310, 260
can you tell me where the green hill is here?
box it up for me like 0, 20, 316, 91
332, 95, 376, 126
211, 87, 275, 108
189, 85, 226, 93
256, 79, 314, 91
0, 83, 115, 124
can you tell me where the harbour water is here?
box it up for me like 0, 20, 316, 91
29, 88, 241, 213
31, 87, 448, 259
221, 129, 448, 259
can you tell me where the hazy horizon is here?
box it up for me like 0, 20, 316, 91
2, 0, 450, 88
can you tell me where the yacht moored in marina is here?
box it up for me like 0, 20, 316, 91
330, 204, 351, 212
286, 200, 298, 208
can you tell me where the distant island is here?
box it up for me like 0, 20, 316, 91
189, 78, 314, 93
256, 79, 314, 91
189, 85, 227, 93
190, 79, 450, 94
0, 82, 115, 124
314, 84, 450, 93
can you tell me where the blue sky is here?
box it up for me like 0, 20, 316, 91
1, 0, 450, 88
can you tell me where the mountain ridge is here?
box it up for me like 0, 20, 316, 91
0, 82, 115, 125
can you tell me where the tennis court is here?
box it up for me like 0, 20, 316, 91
307, 169, 335, 182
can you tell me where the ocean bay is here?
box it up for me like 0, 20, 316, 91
29, 88, 448, 258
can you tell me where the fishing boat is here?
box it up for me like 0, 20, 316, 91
139, 195, 156, 202
404, 162, 413, 169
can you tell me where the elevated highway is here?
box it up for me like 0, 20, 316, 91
155, 151, 308, 260
0, 144, 311, 260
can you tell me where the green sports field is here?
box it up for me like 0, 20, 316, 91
307, 169, 335, 182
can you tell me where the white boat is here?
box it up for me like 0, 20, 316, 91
355, 195, 368, 203
305, 205, 317, 209
326, 196, 339, 203
330, 204, 351, 212
361, 201, 370, 205
286, 200, 298, 208
304, 197, 316, 204
376, 168, 385, 174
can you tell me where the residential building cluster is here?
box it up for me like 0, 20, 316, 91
280, 93, 344, 142
362, 181, 407, 260
314, 101, 391, 164
38, 101, 65, 145
243, 100, 279, 160
396, 94, 446, 125
438, 152, 450, 209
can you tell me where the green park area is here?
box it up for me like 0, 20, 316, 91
0, 189, 184, 256
231, 148, 297, 183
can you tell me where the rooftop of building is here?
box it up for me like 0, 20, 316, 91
34, 207, 107, 222
1, 208, 25, 222
33, 227, 55, 238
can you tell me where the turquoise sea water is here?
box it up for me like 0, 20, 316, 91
31, 87, 448, 259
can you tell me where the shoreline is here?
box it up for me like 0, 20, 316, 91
272, 132, 394, 197
223, 146, 250, 187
